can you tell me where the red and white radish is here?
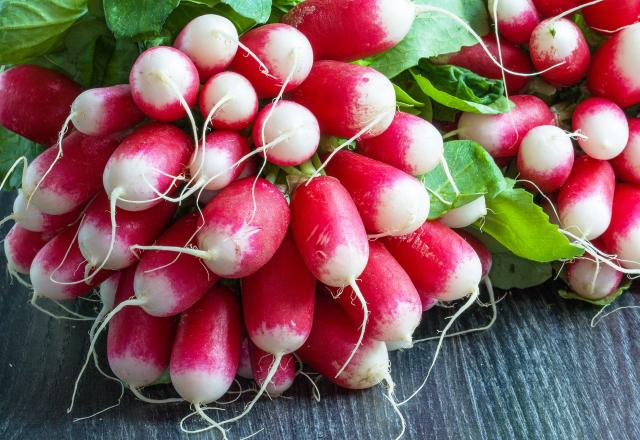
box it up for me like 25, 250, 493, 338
4, 224, 50, 275
582, 0, 640, 33
488, 0, 541, 45
516, 125, 575, 193
10, 189, 82, 233
529, 18, 590, 87
199, 72, 258, 131
566, 257, 623, 300
249, 343, 296, 396
0, 65, 82, 145
457, 231, 493, 279
357, 112, 444, 176
324, 151, 429, 236
611, 118, 640, 185
601, 184, 640, 270
458, 95, 555, 158
557, 156, 615, 240
572, 97, 628, 160
237, 337, 253, 380
440, 196, 488, 229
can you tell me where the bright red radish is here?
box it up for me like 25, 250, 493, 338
324, 151, 429, 236
229, 23, 313, 98
611, 119, 640, 185
573, 98, 628, 160
170, 286, 242, 405
558, 156, 615, 241
199, 72, 258, 131
252, 101, 320, 166
458, 95, 555, 158
129, 46, 200, 122
77, 192, 175, 272
332, 241, 422, 347
4, 224, 50, 275
102, 123, 192, 211
174, 14, 240, 80
70, 85, 145, 136
582, 0, 640, 33
107, 267, 177, 389
357, 112, 444, 176
249, 343, 296, 396
297, 293, 390, 390
133, 213, 219, 317
588, 24, 640, 108
529, 18, 590, 87
601, 184, 640, 269
30, 225, 111, 300
0, 65, 82, 145
22, 131, 123, 215
488, 0, 541, 45
531, 0, 579, 17
291, 61, 396, 140
439, 196, 487, 229
516, 125, 575, 193
566, 257, 623, 300
237, 337, 253, 380
457, 231, 493, 279
383, 221, 482, 303
11, 189, 82, 233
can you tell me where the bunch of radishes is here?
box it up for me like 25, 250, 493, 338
1, 0, 640, 436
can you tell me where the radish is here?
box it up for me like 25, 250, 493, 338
199, 72, 258, 131
588, 24, 640, 108
582, 0, 640, 33
557, 156, 615, 240
4, 224, 50, 275
439, 196, 488, 229
357, 112, 444, 176
249, 343, 296, 396
0, 65, 82, 145
611, 118, 640, 185
601, 184, 640, 270
324, 150, 429, 236
458, 95, 555, 158
102, 123, 192, 211
237, 337, 253, 380
22, 131, 124, 215
9, 189, 82, 233
133, 212, 219, 317
516, 125, 575, 193
229, 23, 313, 98
572, 98, 628, 160
383, 221, 482, 303
77, 191, 176, 274
532, 0, 580, 17
170, 286, 242, 411
457, 231, 493, 279
566, 257, 623, 300
488, 0, 541, 45
529, 18, 590, 87
332, 241, 422, 347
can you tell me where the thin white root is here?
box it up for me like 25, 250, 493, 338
8, 268, 32, 288
440, 156, 460, 198
335, 280, 369, 378
552, 0, 604, 22
30, 293, 93, 321
591, 303, 640, 327
159, 74, 199, 165
130, 244, 213, 261
130, 386, 184, 404
51, 299, 95, 320
0, 156, 28, 191
382, 374, 406, 440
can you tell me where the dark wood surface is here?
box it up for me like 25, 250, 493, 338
1, 192, 640, 440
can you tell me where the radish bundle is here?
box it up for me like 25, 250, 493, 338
2, 0, 640, 437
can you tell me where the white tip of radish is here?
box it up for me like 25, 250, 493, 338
71, 89, 108, 135
110, 355, 164, 388
567, 258, 622, 300
457, 113, 503, 156
30, 263, 68, 300
250, 324, 307, 355
574, 99, 629, 160
405, 121, 444, 175
354, 72, 396, 139
377, 300, 420, 346
133, 272, 178, 317
78, 221, 129, 271
99, 273, 120, 311
198, 223, 259, 277
616, 24, 640, 87
438, 254, 483, 302
200, 72, 258, 130
22, 167, 75, 215
530, 19, 580, 59
377, 0, 415, 46
489, 0, 532, 22
612, 222, 640, 270
560, 194, 612, 241
103, 156, 161, 212
519, 125, 574, 173
376, 178, 430, 236
262, 25, 314, 87
440, 196, 487, 229
172, 370, 231, 404
12, 190, 45, 232
334, 340, 389, 389
317, 243, 369, 288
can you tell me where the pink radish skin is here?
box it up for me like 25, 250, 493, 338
558, 156, 615, 241
516, 125, 575, 193
229, 23, 314, 98
440, 196, 487, 229
383, 221, 482, 303
237, 337, 253, 380
588, 24, 640, 108
71, 85, 145, 136
488, 0, 541, 45
532, 0, 579, 17
30, 225, 111, 300
199, 72, 258, 131
0, 65, 82, 145
291, 61, 396, 139
529, 18, 590, 87
249, 343, 296, 396
458, 95, 555, 158
78, 192, 176, 271
252, 101, 320, 166
572, 98, 628, 160
611, 119, 640, 185
12, 189, 82, 233
108, 267, 177, 388
438, 35, 533, 94
332, 241, 422, 347
242, 232, 315, 354
324, 151, 429, 236
190, 131, 250, 191
174, 15, 239, 80
4, 224, 50, 274
170, 286, 242, 404
297, 293, 389, 389
357, 112, 444, 176
103, 123, 192, 211
129, 47, 200, 122
134, 213, 219, 317
582, 0, 640, 33
457, 231, 493, 279
601, 184, 640, 269
566, 257, 623, 300
23, 131, 124, 215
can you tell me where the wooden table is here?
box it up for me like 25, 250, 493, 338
1, 193, 639, 440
